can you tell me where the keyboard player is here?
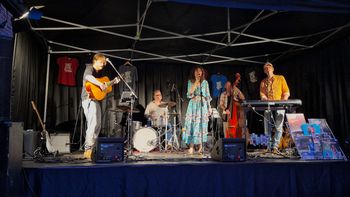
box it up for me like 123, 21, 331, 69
260, 62, 290, 153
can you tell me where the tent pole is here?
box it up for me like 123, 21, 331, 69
43, 46, 51, 123
137, 0, 140, 34
227, 8, 231, 43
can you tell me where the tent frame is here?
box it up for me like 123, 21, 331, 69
21, 0, 349, 122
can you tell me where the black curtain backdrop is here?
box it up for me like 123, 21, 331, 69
10, 32, 350, 146
11, 32, 47, 130
278, 37, 350, 143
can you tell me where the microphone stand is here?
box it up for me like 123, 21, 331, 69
199, 81, 205, 156
173, 84, 184, 150
216, 88, 224, 141
106, 59, 138, 159
173, 84, 184, 125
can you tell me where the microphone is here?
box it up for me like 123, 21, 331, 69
105, 58, 111, 64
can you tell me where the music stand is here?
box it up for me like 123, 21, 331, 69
105, 59, 138, 159
119, 91, 132, 106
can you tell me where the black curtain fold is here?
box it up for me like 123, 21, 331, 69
11, 32, 46, 130
278, 37, 350, 142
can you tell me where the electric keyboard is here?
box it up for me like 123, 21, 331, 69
241, 99, 302, 107
241, 99, 302, 111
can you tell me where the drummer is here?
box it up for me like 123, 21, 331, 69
144, 90, 173, 147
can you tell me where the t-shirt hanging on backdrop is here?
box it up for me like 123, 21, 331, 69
57, 56, 79, 86
210, 73, 227, 98
118, 64, 138, 94
245, 66, 262, 100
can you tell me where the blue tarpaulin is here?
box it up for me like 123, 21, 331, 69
164, 0, 350, 13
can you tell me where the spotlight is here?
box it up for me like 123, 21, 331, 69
14, 5, 45, 21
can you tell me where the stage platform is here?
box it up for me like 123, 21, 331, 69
22, 151, 350, 197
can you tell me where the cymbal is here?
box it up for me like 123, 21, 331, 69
109, 109, 124, 113
159, 101, 176, 108
116, 105, 140, 113
116, 105, 130, 111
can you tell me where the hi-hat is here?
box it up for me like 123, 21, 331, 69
109, 108, 124, 113
159, 101, 176, 108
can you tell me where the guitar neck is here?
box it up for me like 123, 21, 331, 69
105, 78, 116, 87
104, 74, 123, 87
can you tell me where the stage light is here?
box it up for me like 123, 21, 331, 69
14, 5, 45, 21
28, 9, 43, 20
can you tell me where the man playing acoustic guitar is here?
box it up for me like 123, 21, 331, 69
81, 53, 120, 159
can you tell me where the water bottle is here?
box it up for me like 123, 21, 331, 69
147, 117, 152, 127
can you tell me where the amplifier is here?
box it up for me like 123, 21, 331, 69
92, 137, 124, 163
50, 133, 70, 153
211, 138, 246, 162
23, 129, 39, 157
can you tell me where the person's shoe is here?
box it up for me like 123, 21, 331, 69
84, 149, 92, 160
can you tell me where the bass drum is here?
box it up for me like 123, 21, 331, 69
133, 127, 158, 153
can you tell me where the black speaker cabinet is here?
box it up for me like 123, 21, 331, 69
92, 137, 124, 163
211, 138, 246, 162
23, 129, 40, 158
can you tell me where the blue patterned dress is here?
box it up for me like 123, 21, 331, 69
183, 80, 212, 145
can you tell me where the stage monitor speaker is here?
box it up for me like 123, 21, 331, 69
211, 138, 246, 162
92, 137, 124, 163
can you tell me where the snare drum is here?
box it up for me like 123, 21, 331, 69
133, 127, 158, 152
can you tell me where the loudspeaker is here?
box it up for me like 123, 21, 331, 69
23, 129, 40, 157
92, 137, 124, 163
211, 138, 246, 162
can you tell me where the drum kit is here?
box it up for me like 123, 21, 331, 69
114, 101, 181, 154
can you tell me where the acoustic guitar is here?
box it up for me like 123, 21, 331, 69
85, 76, 120, 101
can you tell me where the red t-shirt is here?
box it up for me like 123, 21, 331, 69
57, 56, 79, 86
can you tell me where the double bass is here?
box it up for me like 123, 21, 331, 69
226, 73, 245, 138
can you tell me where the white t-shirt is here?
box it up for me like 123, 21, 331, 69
144, 101, 168, 127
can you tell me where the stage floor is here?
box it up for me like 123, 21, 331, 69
22, 150, 350, 197
22, 149, 303, 168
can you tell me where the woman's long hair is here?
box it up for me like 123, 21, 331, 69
189, 65, 206, 83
